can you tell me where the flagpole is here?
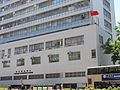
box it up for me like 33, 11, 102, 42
90, 0, 94, 24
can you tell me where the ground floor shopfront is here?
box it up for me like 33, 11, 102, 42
87, 74, 120, 88
0, 83, 82, 90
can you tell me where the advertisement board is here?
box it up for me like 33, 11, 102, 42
102, 74, 120, 80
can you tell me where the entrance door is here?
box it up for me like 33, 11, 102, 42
43, 87, 47, 90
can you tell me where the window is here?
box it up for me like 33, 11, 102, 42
91, 49, 96, 58
68, 51, 80, 61
103, 0, 110, 10
0, 1, 90, 30
0, 11, 90, 44
1, 50, 5, 59
104, 20, 112, 30
31, 56, 41, 65
14, 75, 27, 80
2, 61, 10, 68
29, 43, 44, 52
15, 46, 28, 55
0, 11, 89, 43
46, 73, 61, 78
3, 13, 13, 20
99, 35, 104, 44
0, 76, 12, 81
52, 0, 64, 4
46, 39, 63, 50
88, 66, 120, 75
88, 78, 92, 84
65, 35, 84, 47
103, 9, 111, 20
48, 54, 59, 63
29, 74, 44, 79
17, 58, 25, 66
8, 48, 11, 58
65, 72, 86, 77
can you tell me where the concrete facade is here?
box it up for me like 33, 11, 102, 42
0, 0, 115, 88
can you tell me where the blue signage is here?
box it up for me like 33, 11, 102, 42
102, 74, 120, 80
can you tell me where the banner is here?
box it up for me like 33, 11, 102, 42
102, 74, 120, 80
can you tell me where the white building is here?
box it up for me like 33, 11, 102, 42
0, 0, 115, 89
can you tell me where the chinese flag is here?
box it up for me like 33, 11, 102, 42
90, 11, 99, 16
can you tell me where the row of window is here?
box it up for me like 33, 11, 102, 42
0, 49, 11, 59
0, 0, 12, 4
0, 0, 64, 19
2, 51, 80, 67
0, 0, 68, 12
103, 0, 110, 11
0, 1, 90, 30
104, 19, 112, 31
103, 9, 111, 20
0, 0, 35, 12
0, 13, 89, 44
2, 49, 96, 68
99, 35, 104, 44
103, 0, 112, 32
0, 71, 86, 81
88, 66, 120, 75
0, 35, 84, 58
0, 0, 90, 22
15, 35, 84, 55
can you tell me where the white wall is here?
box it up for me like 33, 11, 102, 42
0, 25, 99, 85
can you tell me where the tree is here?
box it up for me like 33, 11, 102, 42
101, 23, 120, 64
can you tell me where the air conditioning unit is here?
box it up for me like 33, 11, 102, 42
1, 56, 3, 59
68, 51, 72, 55
7, 55, 10, 58
31, 56, 34, 60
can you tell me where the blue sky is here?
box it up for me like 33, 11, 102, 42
114, 0, 120, 24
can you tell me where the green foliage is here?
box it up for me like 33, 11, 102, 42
107, 86, 113, 90
101, 88, 106, 90
83, 87, 120, 90
101, 23, 120, 64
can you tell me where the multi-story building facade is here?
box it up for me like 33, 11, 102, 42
0, 0, 115, 89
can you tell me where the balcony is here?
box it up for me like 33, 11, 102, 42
0, 6, 90, 34
0, 0, 19, 8
0, 0, 47, 17
0, 0, 88, 21
0, 18, 91, 44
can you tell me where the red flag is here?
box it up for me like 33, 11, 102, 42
90, 11, 99, 16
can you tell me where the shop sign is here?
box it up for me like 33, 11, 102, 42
102, 74, 120, 80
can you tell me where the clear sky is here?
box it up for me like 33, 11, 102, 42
114, 0, 120, 24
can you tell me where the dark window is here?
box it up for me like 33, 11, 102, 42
91, 49, 96, 58
103, 0, 110, 10
2, 60, 10, 68
88, 78, 92, 84
46, 73, 61, 78
14, 75, 27, 80
29, 43, 44, 52
15, 46, 28, 55
68, 51, 80, 61
65, 36, 84, 47
65, 72, 86, 77
99, 35, 104, 44
31, 56, 41, 65
17, 58, 25, 66
48, 54, 59, 63
88, 66, 120, 75
29, 74, 44, 79
0, 76, 12, 81
46, 39, 63, 50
